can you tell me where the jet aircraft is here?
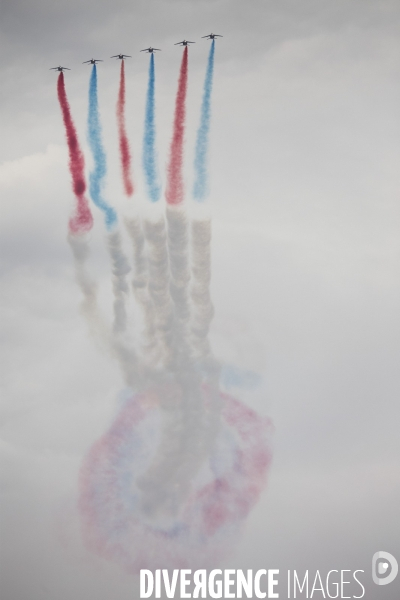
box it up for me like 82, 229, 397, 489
50, 66, 70, 72
83, 59, 103, 65
140, 47, 161, 53
174, 40, 195, 46
202, 33, 223, 39
111, 54, 132, 59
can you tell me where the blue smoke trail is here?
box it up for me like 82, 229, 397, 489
142, 54, 161, 202
87, 65, 117, 228
193, 40, 215, 202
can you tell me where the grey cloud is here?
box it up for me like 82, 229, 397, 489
1, 0, 400, 597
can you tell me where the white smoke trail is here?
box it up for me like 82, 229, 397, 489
107, 228, 131, 334
124, 216, 160, 367
68, 233, 108, 344
106, 228, 143, 389
189, 216, 222, 481
134, 207, 195, 521
143, 215, 176, 373
165, 206, 191, 368
135, 206, 222, 523
190, 218, 214, 360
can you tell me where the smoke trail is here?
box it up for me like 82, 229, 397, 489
106, 228, 137, 381
133, 206, 221, 522
190, 218, 215, 359
116, 60, 134, 197
107, 230, 132, 334
165, 207, 191, 367
143, 216, 172, 360
68, 235, 97, 318
143, 54, 161, 202
56, 73, 93, 233
135, 209, 197, 517
165, 47, 188, 206
88, 65, 117, 229
67, 233, 105, 340
193, 40, 215, 201
124, 216, 160, 364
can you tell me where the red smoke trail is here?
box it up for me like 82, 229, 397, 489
57, 73, 93, 233
117, 60, 134, 197
165, 47, 188, 206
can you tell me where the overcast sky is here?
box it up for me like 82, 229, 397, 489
1, 1, 400, 599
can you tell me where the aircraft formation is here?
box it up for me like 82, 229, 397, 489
50, 34, 222, 71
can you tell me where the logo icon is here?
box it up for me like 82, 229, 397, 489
372, 551, 398, 585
